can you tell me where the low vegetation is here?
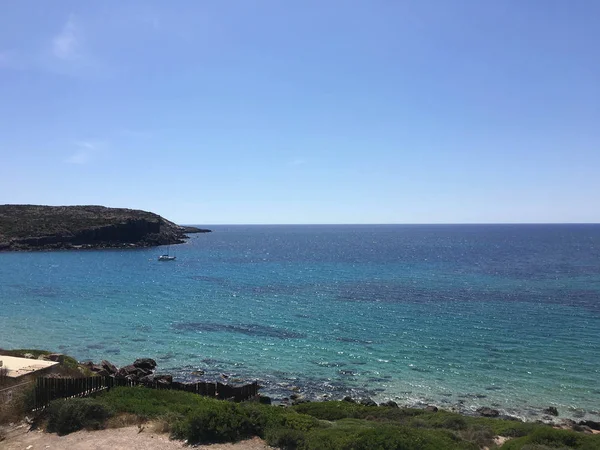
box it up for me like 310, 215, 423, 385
0, 204, 201, 250
37, 387, 600, 449
500, 427, 600, 450
45, 398, 112, 435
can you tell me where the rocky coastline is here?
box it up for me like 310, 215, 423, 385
40, 353, 600, 433
0, 204, 211, 252
3, 349, 599, 439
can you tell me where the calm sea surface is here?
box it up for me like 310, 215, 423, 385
1, 225, 599, 420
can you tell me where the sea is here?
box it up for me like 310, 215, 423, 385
1, 224, 599, 421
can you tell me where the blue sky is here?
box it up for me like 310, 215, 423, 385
1, 1, 599, 224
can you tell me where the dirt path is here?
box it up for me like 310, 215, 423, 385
1, 423, 272, 450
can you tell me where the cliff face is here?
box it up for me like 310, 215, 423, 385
0, 205, 210, 251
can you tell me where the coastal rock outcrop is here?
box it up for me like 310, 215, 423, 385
101, 360, 118, 375
477, 407, 500, 417
133, 358, 157, 371
543, 406, 559, 416
85, 358, 165, 384
381, 400, 399, 408
0, 205, 211, 251
359, 398, 378, 407
579, 420, 600, 431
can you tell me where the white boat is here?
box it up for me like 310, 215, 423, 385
158, 245, 176, 261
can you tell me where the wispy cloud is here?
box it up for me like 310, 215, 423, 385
52, 14, 81, 60
45, 14, 114, 78
65, 140, 103, 165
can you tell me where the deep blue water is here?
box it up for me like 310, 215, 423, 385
1, 225, 599, 420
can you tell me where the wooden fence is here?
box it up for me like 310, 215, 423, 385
32, 376, 260, 410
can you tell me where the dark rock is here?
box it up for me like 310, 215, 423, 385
122, 364, 139, 375
46, 353, 65, 363
89, 364, 105, 373
181, 226, 212, 234
381, 401, 398, 408
544, 406, 559, 416
116, 364, 140, 378
101, 360, 118, 375
425, 406, 438, 412
360, 398, 378, 407
155, 374, 173, 385
499, 415, 521, 422
259, 396, 272, 405
561, 419, 576, 428
133, 358, 157, 371
138, 374, 170, 385
579, 420, 600, 431
290, 393, 299, 400
477, 407, 500, 417
342, 396, 356, 403
139, 375, 154, 384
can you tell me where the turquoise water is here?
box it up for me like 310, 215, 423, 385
1, 225, 599, 420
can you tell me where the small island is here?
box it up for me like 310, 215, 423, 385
0, 204, 211, 251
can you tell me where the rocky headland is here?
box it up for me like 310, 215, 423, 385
0, 204, 211, 251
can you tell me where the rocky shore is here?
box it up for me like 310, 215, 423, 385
0, 205, 211, 251
34, 353, 598, 434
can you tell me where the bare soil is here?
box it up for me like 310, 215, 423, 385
0, 422, 272, 450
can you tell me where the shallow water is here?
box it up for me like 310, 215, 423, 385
1, 225, 599, 420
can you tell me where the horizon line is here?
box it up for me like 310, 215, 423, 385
182, 222, 600, 226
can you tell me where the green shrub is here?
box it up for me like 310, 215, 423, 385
265, 427, 306, 449
302, 426, 359, 450
170, 401, 254, 444
293, 400, 363, 420
458, 424, 495, 448
92, 388, 599, 450
408, 412, 468, 430
501, 427, 600, 449
351, 425, 474, 450
301, 423, 475, 450
98, 386, 206, 417
46, 398, 112, 435
241, 403, 322, 437
293, 401, 424, 422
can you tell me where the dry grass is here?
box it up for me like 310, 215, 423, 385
150, 418, 175, 434
106, 413, 144, 429
105, 413, 174, 436
0, 389, 31, 425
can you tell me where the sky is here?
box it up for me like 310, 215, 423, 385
1, 1, 599, 224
